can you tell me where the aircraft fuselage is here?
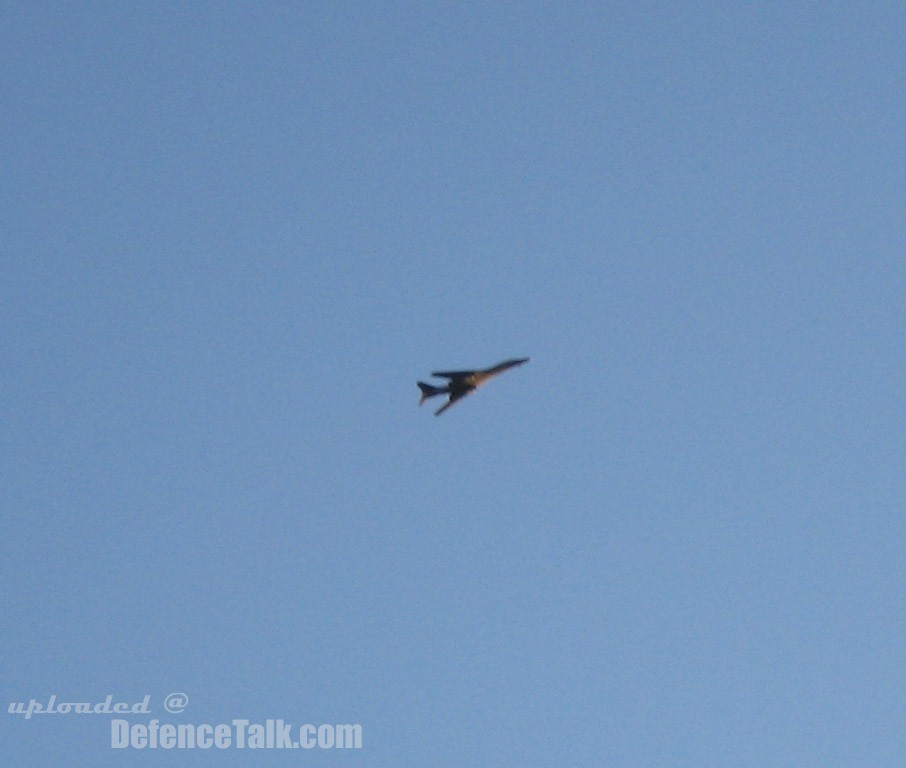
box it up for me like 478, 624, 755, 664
417, 357, 529, 415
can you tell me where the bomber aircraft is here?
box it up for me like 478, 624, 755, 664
417, 357, 530, 416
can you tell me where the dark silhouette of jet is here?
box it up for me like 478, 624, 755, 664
417, 357, 530, 416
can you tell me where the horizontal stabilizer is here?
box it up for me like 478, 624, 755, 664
417, 381, 446, 405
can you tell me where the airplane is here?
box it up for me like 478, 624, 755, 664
417, 357, 530, 416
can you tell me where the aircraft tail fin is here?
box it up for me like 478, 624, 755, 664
417, 381, 445, 405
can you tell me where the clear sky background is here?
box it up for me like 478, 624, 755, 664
3, 3, 905, 765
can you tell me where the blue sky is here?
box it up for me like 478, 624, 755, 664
3, 2, 905, 765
